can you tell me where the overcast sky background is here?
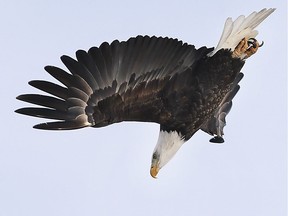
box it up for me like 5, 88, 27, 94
0, 1, 287, 216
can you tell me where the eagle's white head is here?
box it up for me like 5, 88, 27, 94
150, 130, 185, 178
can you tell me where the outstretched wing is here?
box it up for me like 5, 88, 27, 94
16, 36, 211, 130
200, 72, 244, 143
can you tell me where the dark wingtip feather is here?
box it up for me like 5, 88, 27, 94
28, 80, 69, 99
33, 120, 89, 130
15, 107, 90, 130
33, 123, 49, 130
16, 94, 27, 102
15, 108, 24, 114
44, 65, 73, 87
14, 107, 70, 120
16, 94, 66, 111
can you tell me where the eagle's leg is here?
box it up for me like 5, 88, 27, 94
232, 38, 262, 59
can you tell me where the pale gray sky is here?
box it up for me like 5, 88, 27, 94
1, 0, 287, 216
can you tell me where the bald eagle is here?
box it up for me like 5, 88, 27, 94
15, 8, 275, 178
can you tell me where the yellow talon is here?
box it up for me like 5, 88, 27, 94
232, 38, 262, 59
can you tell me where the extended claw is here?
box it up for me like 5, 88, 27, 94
232, 38, 264, 60
248, 38, 257, 48
259, 41, 264, 47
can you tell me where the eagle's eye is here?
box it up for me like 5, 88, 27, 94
152, 153, 158, 160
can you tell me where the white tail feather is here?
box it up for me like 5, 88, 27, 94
208, 8, 275, 57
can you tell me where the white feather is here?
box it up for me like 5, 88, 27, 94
208, 8, 275, 57
153, 130, 185, 169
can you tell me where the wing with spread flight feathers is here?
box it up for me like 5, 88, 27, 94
16, 36, 211, 130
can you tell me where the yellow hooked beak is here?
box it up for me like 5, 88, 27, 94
150, 165, 160, 179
